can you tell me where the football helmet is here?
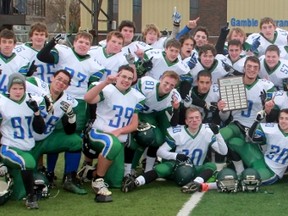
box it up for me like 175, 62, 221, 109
0, 167, 13, 206
216, 168, 239, 193
33, 172, 50, 199
240, 168, 261, 192
134, 122, 156, 147
173, 161, 195, 186
82, 119, 99, 159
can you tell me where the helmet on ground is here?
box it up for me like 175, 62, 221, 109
0, 164, 13, 205
33, 172, 50, 199
173, 161, 195, 186
216, 168, 239, 193
240, 168, 261, 192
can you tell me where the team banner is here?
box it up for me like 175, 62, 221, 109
218, 76, 247, 111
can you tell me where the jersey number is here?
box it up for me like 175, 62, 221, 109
11, 117, 33, 139
109, 105, 134, 128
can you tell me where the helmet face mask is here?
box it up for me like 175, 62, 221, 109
216, 168, 239, 193
240, 168, 261, 192
173, 161, 195, 186
134, 122, 156, 147
0, 173, 13, 206
33, 172, 50, 199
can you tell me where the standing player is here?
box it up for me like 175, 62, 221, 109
88, 31, 133, 81
0, 73, 45, 209
0, 29, 31, 94
144, 39, 190, 80
14, 22, 57, 83
37, 31, 106, 134
83, 65, 145, 202
121, 107, 227, 193
259, 44, 288, 90
245, 17, 288, 57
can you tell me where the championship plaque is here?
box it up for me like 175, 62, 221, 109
218, 76, 247, 111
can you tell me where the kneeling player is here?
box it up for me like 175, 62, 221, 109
121, 107, 228, 193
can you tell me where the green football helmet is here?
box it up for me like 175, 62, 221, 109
33, 172, 50, 199
134, 122, 156, 147
0, 164, 13, 206
173, 161, 195, 186
240, 168, 261, 192
216, 168, 239, 193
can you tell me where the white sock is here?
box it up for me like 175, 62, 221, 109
124, 163, 132, 176
207, 182, 218, 190
232, 160, 244, 175
144, 156, 156, 172
135, 175, 145, 186
193, 177, 204, 184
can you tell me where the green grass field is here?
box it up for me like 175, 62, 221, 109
2, 154, 288, 216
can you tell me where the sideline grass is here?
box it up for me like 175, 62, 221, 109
2, 153, 288, 216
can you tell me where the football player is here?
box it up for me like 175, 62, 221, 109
219, 56, 275, 175
0, 74, 45, 209
26, 70, 86, 195
121, 107, 227, 193
14, 22, 57, 84
259, 44, 288, 91
246, 108, 288, 185
83, 65, 145, 202
0, 29, 31, 95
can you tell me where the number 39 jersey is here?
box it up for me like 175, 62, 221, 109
258, 123, 288, 178
92, 83, 145, 142
0, 94, 41, 151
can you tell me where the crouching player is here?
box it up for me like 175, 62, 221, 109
121, 107, 228, 193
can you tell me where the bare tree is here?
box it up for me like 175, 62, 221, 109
46, 0, 80, 33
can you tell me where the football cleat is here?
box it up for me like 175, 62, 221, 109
121, 174, 137, 193
63, 172, 87, 195
77, 165, 95, 183
25, 194, 39, 209
181, 181, 202, 194
92, 178, 112, 202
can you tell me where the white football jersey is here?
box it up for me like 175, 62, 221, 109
165, 124, 227, 166
231, 79, 274, 127
136, 76, 181, 114
88, 46, 129, 81
145, 49, 190, 80
0, 54, 29, 94
26, 76, 78, 140
246, 28, 288, 57
0, 93, 42, 150
14, 43, 57, 83
259, 56, 288, 90
92, 83, 145, 142
54, 44, 105, 99
259, 123, 288, 178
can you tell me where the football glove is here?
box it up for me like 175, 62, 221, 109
136, 57, 153, 77
125, 48, 135, 65
187, 53, 197, 69
176, 154, 189, 162
208, 123, 219, 134
183, 94, 192, 108
172, 7, 181, 26
44, 95, 54, 114
53, 33, 65, 44
26, 99, 39, 113
256, 110, 266, 122
60, 101, 76, 123
250, 36, 260, 53
26, 60, 38, 77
